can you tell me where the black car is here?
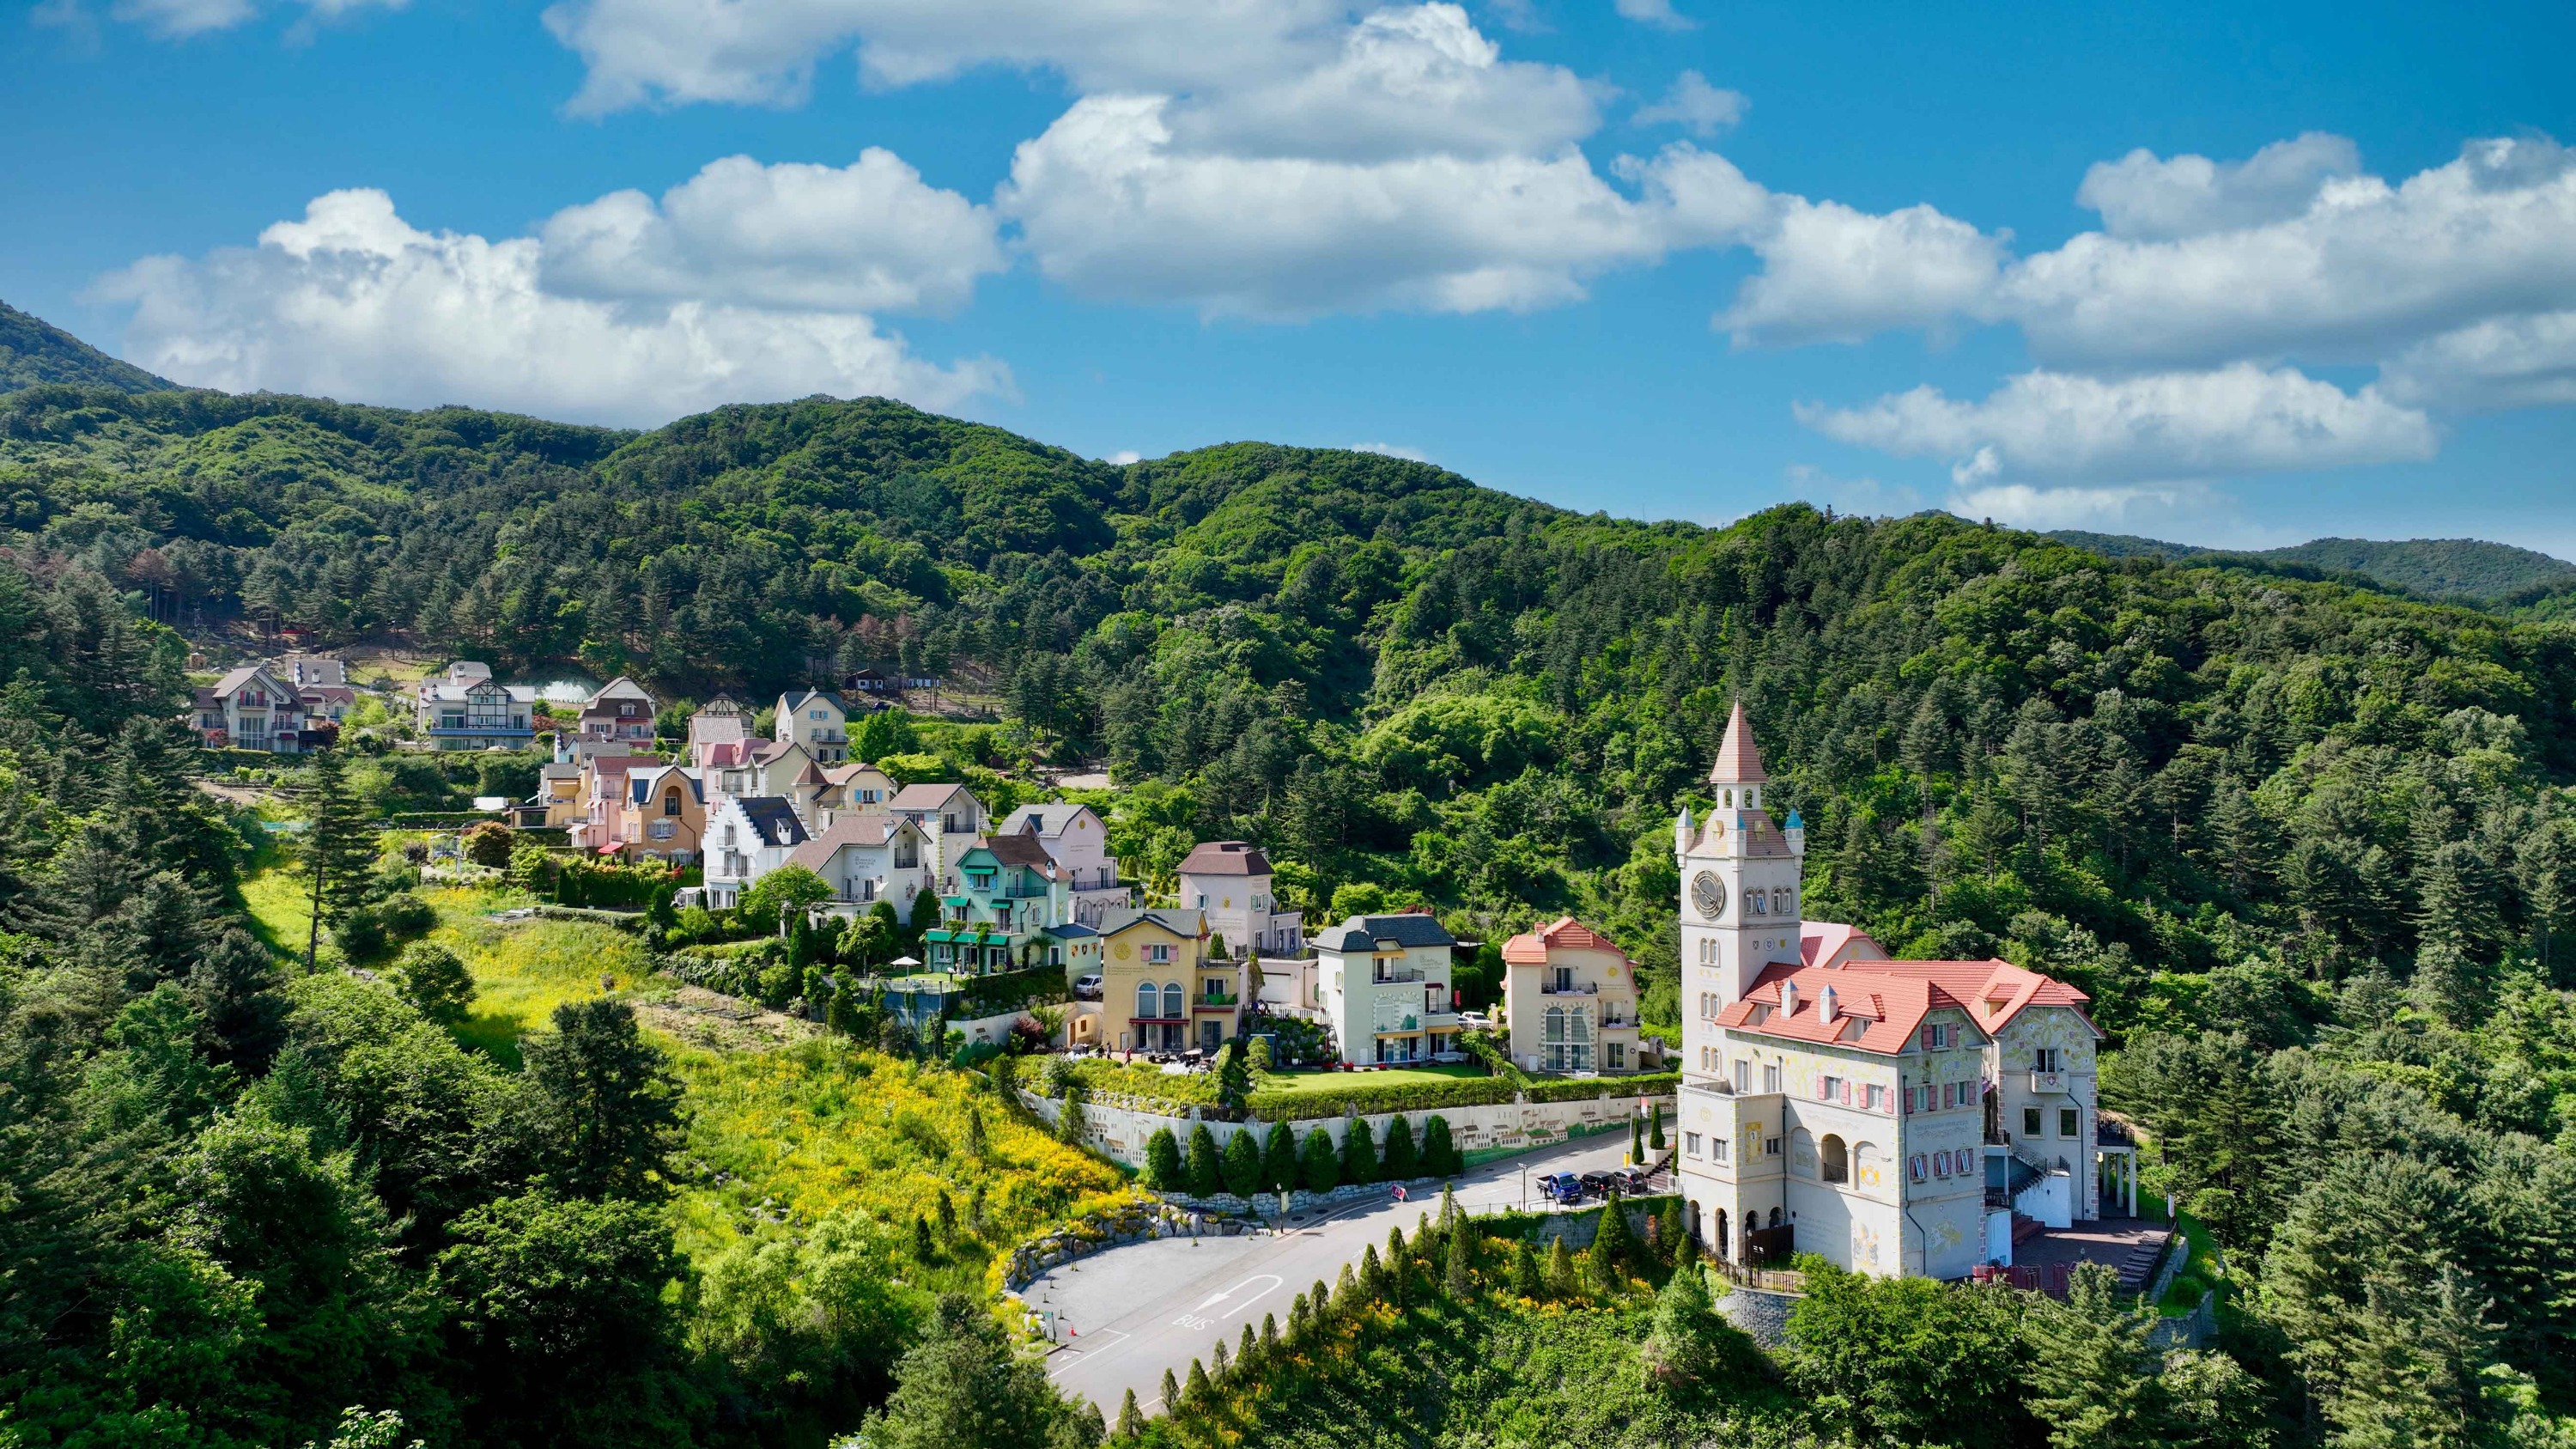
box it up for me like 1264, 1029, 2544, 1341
1578, 1171, 1615, 1196
1613, 1167, 1651, 1194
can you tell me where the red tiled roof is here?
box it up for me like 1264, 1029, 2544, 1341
1500, 916, 1631, 965
1716, 956, 2096, 1056
1709, 699, 1767, 783
1800, 921, 1885, 967
1177, 840, 1272, 876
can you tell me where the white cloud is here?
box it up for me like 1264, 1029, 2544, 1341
1632, 70, 1744, 137
2380, 309, 2576, 409
1798, 364, 2436, 486
538, 149, 1004, 313
999, 92, 1682, 318
1613, 0, 1692, 30
1104, 449, 1143, 465
94, 189, 1005, 427
1782, 463, 1923, 517
1946, 483, 2218, 531
2074, 131, 2359, 240
1351, 441, 1429, 460
1168, 4, 1598, 163
2005, 136, 2576, 369
539, 0, 1343, 113
1721, 196, 2009, 346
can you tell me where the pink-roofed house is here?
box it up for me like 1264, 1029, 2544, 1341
1671, 702, 2135, 1282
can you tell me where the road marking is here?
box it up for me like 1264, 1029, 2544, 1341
1045, 1328, 1128, 1376
1190, 1273, 1283, 1312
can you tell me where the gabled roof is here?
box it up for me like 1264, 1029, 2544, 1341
890, 782, 977, 813
726, 795, 809, 848
1715, 956, 2097, 1056
1315, 911, 1456, 953
787, 810, 914, 872
628, 766, 703, 806
1801, 921, 1886, 968
1709, 699, 1768, 784
825, 762, 896, 785
700, 739, 762, 769
1002, 803, 1098, 838
1177, 840, 1272, 876
1040, 921, 1099, 940
779, 688, 848, 715
212, 665, 285, 698
586, 675, 655, 707
1500, 916, 1631, 965
966, 831, 1058, 874
1096, 906, 1207, 940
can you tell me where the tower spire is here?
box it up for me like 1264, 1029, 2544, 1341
1708, 699, 1768, 785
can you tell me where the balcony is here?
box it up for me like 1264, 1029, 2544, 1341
1193, 995, 1240, 1013
1370, 966, 1425, 984
2029, 1070, 2067, 1093
1541, 981, 1599, 995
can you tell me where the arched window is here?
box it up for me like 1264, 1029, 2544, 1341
1163, 982, 1184, 1019
1771, 887, 1789, 914
1714, 1208, 1729, 1258
1136, 983, 1158, 1020
1749, 891, 1768, 916
1821, 1134, 1850, 1184
663, 788, 682, 816
1544, 1007, 1566, 1044
1768, 1207, 1782, 1229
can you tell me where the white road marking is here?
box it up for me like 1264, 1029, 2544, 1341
1189, 1272, 1283, 1312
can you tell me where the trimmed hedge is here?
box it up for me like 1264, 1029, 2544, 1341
1246, 1075, 1515, 1122
1524, 1070, 1680, 1104
953, 964, 1067, 1017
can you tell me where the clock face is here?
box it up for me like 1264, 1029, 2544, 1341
1691, 871, 1727, 921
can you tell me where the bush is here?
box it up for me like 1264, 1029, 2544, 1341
1186, 1124, 1223, 1197
1222, 1129, 1263, 1197
1420, 1115, 1459, 1177
1299, 1125, 1338, 1193
333, 906, 391, 963
392, 941, 476, 1026
462, 819, 515, 868
1522, 1070, 1680, 1104
1340, 1118, 1377, 1185
1261, 1122, 1299, 1191
377, 893, 437, 941
1381, 1115, 1418, 1181
1145, 1128, 1183, 1190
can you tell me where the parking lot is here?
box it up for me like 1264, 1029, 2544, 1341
1029, 1131, 1668, 1418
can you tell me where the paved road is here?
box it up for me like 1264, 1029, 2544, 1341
1030, 1132, 1668, 1416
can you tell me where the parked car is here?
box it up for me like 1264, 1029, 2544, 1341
1072, 974, 1103, 1000
1534, 1172, 1581, 1203
1579, 1171, 1615, 1196
1613, 1167, 1651, 1194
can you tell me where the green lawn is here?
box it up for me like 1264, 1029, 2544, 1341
422, 886, 645, 1063
1256, 1062, 1490, 1094
240, 868, 314, 956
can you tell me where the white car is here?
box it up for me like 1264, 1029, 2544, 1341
1073, 974, 1103, 1000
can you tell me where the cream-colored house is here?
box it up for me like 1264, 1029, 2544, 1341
1499, 916, 1646, 1074
1673, 703, 2125, 1280
1092, 907, 1245, 1054
1312, 912, 1460, 1065
775, 689, 851, 764
1176, 840, 1303, 956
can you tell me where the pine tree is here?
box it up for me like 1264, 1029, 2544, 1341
1186, 1123, 1222, 1196
1380, 1114, 1417, 1181
1544, 1237, 1577, 1299
1658, 1197, 1687, 1266
1590, 1188, 1634, 1287
1144, 1127, 1182, 1190
963, 1105, 988, 1159
1208, 1335, 1230, 1383
1419, 1114, 1457, 1176
1222, 1128, 1262, 1197
1359, 1244, 1388, 1300
2018, 1262, 2160, 1447
1513, 1239, 1543, 1299
1159, 1368, 1180, 1415
1182, 1359, 1212, 1411
301, 746, 374, 968
1648, 1102, 1666, 1151
1116, 1388, 1145, 1439
1444, 1211, 1474, 1300
1340, 1117, 1377, 1184
1261, 1120, 1298, 1191
1300, 1125, 1339, 1192
1642, 1263, 1735, 1388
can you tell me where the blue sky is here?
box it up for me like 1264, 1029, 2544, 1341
6, 0, 2574, 554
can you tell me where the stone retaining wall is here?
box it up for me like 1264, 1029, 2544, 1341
1019, 1087, 1675, 1172
1716, 1286, 1799, 1347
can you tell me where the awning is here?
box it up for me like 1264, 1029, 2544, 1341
597, 843, 623, 855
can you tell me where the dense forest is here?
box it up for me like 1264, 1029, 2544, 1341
2048, 529, 2576, 606
4, 300, 2576, 1446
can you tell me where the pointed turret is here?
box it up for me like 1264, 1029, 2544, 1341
1708, 699, 1767, 788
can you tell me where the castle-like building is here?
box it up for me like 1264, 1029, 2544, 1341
1674, 703, 2139, 1278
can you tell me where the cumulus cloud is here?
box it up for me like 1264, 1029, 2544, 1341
2074, 131, 2360, 240
2380, 309, 2576, 409
538, 149, 1004, 313
1632, 70, 1745, 137
1945, 482, 2221, 531
540, 0, 1342, 112
1721, 196, 2008, 345
2004, 136, 2576, 369
95, 189, 1005, 426
1796, 364, 2436, 486
999, 92, 1692, 318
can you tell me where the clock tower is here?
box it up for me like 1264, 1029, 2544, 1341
1676, 701, 1807, 1032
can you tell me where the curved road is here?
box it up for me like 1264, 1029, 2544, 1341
1030, 1132, 1663, 1416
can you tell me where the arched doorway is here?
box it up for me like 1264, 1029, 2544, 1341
1821, 1134, 1850, 1184
1714, 1208, 1729, 1259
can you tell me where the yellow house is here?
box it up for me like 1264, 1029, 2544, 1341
1094, 907, 1245, 1054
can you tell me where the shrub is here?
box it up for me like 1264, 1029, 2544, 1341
1420, 1115, 1459, 1177
1299, 1124, 1338, 1193
377, 893, 437, 941
1222, 1129, 1262, 1197
1340, 1118, 1377, 1185
1145, 1128, 1183, 1190
392, 941, 475, 1025
1261, 1121, 1298, 1191
333, 906, 390, 963
1381, 1115, 1418, 1181
1186, 1123, 1222, 1197
461, 819, 515, 868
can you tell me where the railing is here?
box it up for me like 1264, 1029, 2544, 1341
1541, 982, 1599, 995
1683, 1077, 1735, 1098
1194, 995, 1239, 1010
1371, 967, 1425, 983
1708, 1257, 1807, 1294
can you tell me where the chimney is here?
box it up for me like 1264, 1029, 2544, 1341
1817, 983, 1837, 1026
1780, 979, 1799, 1019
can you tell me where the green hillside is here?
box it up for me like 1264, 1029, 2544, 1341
2050, 527, 2576, 602
0, 298, 176, 395
7, 351, 2576, 1441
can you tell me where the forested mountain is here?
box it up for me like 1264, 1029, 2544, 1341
2050, 527, 2576, 603
7, 345, 2576, 1442
0, 300, 175, 395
